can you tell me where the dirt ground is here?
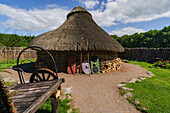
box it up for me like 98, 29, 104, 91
59, 63, 147, 113
1, 63, 147, 113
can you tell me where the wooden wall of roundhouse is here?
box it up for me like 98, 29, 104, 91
37, 51, 117, 73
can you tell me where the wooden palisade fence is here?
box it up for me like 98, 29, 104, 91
0, 47, 37, 61
1, 47, 170, 64
118, 48, 170, 63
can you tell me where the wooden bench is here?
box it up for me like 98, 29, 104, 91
0, 75, 64, 113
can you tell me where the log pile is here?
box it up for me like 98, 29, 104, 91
100, 58, 122, 73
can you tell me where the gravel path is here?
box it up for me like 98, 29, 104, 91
59, 63, 148, 113
1, 63, 147, 113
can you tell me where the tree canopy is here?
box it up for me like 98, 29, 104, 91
0, 33, 35, 47
112, 26, 170, 48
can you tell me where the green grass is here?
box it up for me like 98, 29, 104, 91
0, 59, 17, 70
122, 61, 170, 113
71, 108, 79, 113
6, 81, 16, 86
37, 98, 72, 113
0, 59, 36, 70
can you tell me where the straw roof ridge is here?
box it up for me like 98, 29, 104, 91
30, 6, 124, 52
67, 6, 92, 19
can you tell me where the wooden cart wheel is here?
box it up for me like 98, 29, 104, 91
30, 68, 57, 83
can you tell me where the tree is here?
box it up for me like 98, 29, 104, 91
111, 26, 170, 48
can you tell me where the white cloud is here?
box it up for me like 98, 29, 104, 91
0, 0, 170, 33
0, 4, 69, 32
109, 27, 146, 36
90, 0, 170, 27
78, 0, 100, 9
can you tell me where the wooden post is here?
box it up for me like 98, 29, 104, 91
51, 92, 59, 113
86, 39, 90, 65
80, 37, 83, 74
51, 96, 59, 113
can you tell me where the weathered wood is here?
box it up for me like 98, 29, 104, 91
0, 47, 37, 62
23, 78, 64, 113
118, 48, 170, 63
80, 37, 83, 73
51, 94, 59, 113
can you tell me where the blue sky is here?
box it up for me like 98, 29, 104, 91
0, 0, 170, 36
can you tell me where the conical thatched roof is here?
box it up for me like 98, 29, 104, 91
30, 6, 124, 52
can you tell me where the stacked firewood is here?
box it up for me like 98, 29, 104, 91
101, 58, 122, 73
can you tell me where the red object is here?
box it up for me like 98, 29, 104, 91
67, 56, 76, 74
76, 64, 80, 73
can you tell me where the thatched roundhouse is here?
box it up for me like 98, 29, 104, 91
30, 6, 124, 72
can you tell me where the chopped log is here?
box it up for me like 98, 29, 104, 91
100, 58, 122, 73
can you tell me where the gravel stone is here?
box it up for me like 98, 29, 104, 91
124, 92, 133, 98
135, 100, 140, 104
122, 87, 133, 91
147, 71, 152, 75
117, 83, 126, 88
129, 78, 141, 83
139, 77, 146, 80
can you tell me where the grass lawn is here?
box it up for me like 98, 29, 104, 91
37, 98, 73, 113
0, 59, 36, 70
122, 61, 170, 113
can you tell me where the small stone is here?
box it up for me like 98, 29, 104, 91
129, 78, 141, 83
146, 75, 152, 78
139, 77, 146, 80
135, 100, 140, 104
149, 66, 153, 68
122, 87, 133, 91
150, 74, 155, 76
66, 95, 72, 99
141, 107, 148, 111
147, 71, 152, 75
68, 109, 72, 113
124, 92, 133, 98
117, 84, 126, 88
65, 86, 73, 94
137, 79, 141, 82
123, 60, 129, 63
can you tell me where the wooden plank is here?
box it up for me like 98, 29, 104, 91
14, 86, 50, 92
11, 79, 64, 113
23, 78, 64, 113
13, 80, 54, 89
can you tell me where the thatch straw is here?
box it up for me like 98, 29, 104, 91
30, 6, 124, 52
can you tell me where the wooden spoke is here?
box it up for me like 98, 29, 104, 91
30, 68, 57, 83
47, 75, 51, 81
42, 73, 45, 81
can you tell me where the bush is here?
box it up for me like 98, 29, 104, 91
165, 64, 170, 69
